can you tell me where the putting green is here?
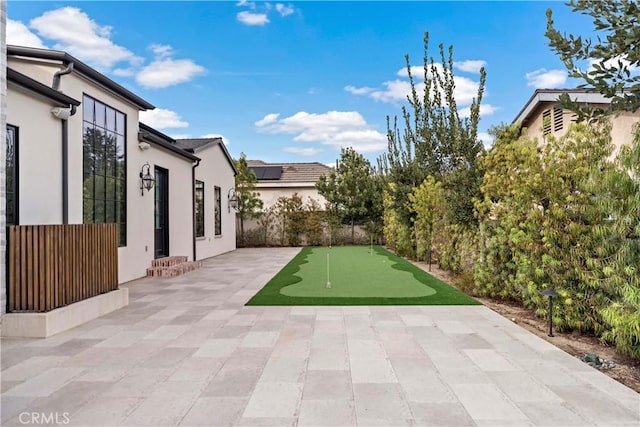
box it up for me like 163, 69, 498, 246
246, 246, 479, 306
280, 246, 436, 298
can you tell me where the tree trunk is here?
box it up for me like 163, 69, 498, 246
351, 218, 355, 244
240, 215, 245, 246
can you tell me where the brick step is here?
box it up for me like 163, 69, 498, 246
146, 260, 203, 278
151, 256, 188, 268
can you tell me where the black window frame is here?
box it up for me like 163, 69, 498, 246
82, 94, 127, 246
6, 124, 19, 225
195, 180, 205, 238
214, 186, 222, 236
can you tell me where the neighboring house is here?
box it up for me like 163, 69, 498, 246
513, 88, 639, 151
4, 45, 236, 317
247, 160, 331, 208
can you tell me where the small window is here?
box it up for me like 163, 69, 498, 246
553, 107, 563, 132
195, 180, 205, 237
214, 186, 222, 236
542, 109, 552, 136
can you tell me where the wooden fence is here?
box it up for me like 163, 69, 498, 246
8, 224, 119, 312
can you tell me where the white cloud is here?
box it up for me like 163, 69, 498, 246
478, 131, 494, 149
454, 60, 486, 73
275, 3, 295, 16
525, 68, 568, 89
149, 43, 173, 59
7, 19, 46, 48
135, 45, 206, 89
256, 111, 387, 153
344, 85, 375, 95
237, 11, 270, 26
112, 68, 136, 77
29, 7, 141, 71
348, 73, 481, 106
283, 146, 321, 156
254, 113, 280, 127
459, 104, 500, 119
236, 0, 256, 8
397, 64, 442, 78
140, 108, 189, 129
588, 56, 639, 74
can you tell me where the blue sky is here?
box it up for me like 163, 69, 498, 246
7, 1, 595, 164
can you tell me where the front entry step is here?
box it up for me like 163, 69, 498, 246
146, 256, 202, 277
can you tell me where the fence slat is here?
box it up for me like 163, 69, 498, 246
7, 224, 119, 312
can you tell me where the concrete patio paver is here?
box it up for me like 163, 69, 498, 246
1, 247, 639, 426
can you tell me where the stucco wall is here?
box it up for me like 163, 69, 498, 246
7, 88, 64, 224
255, 185, 326, 209
522, 103, 639, 154
121, 145, 194, 283
194, 144, 236, 260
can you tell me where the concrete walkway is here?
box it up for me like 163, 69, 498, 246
1, 247, 638, 426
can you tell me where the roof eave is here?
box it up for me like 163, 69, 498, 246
513, 89, 612, 124
7, 45, 155, 111
139, 123, 200, 162
7, 67, 81, 107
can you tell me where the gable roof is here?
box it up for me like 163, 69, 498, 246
175, 138, 238, 175
7, 45, 154, 111
247, 160, 331, 183
139, 123, 200, 162
7, 67, 81, 107
513, 88, 610, 126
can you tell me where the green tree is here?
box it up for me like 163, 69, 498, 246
595, 128, 640, 357
304, 198, 325, 246
546, 0, 640, 116
234, 153, 263, 246
477, 122, 616, 333
409, 176, 444, 261
379, 32, 486, 259
273, 194, 305, 246
317, 147, 379, 242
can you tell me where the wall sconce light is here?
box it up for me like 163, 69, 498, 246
140, 162, 154, 195
228, 188, 238, 212
138, 142, 151, 151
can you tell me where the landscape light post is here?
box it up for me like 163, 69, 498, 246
541, 288, 559, 337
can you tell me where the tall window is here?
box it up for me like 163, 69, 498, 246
214, 186, 222, 236
82, 95, 127, 246
195, 180, 205, 237
6, 125, 18, 225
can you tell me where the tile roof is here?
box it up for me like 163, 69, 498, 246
247, 160, 332, 183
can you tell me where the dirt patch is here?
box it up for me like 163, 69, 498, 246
412, 260, 640, 393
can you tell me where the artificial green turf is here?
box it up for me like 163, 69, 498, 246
246, 245, 480, 306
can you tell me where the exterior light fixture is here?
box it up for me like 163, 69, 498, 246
541, 288, 560, 337
140, 162, 154, 195
228, 188, 238, 212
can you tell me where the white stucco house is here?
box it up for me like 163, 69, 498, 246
247, 160, 331, 208
3, 45, 236, 320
